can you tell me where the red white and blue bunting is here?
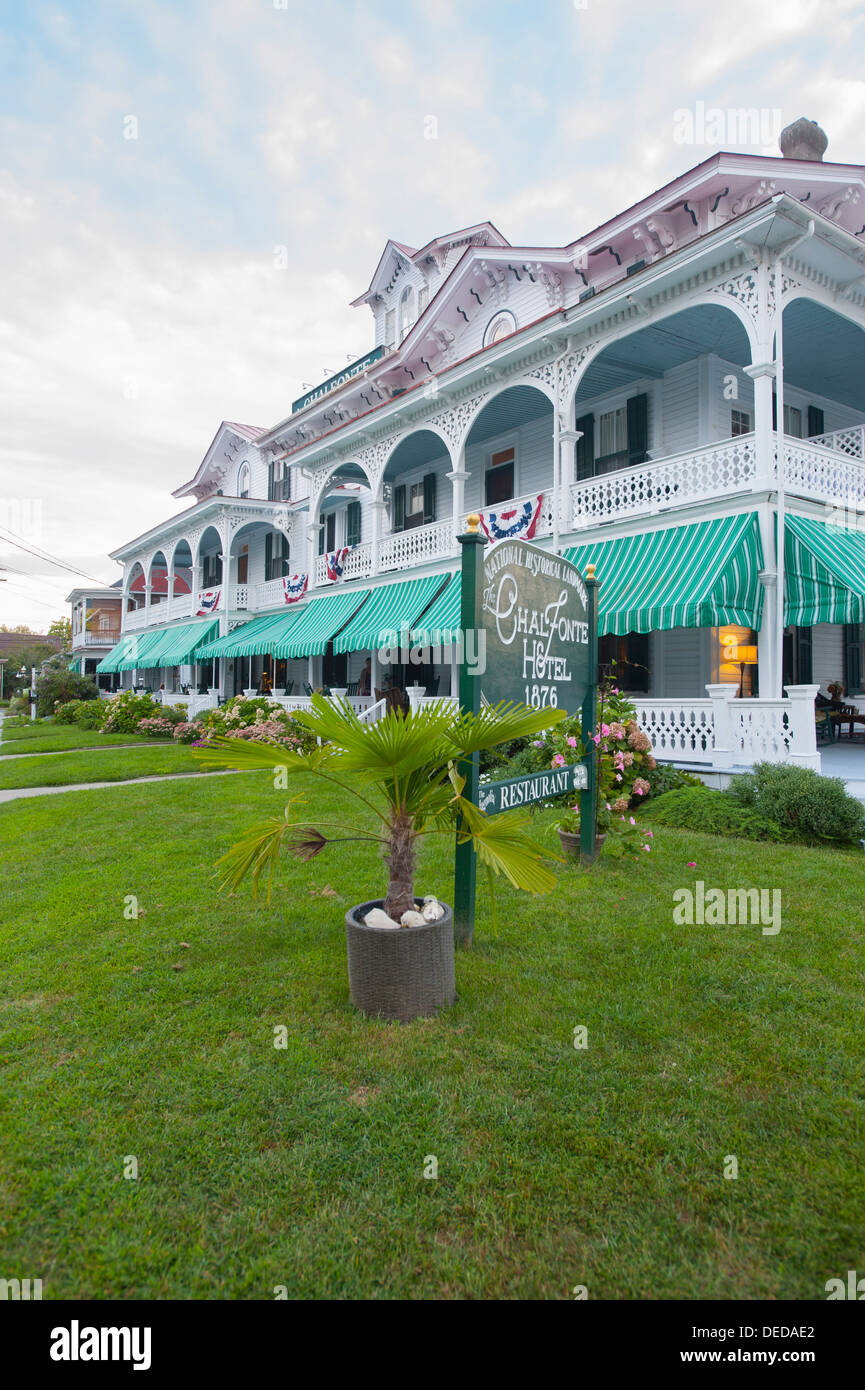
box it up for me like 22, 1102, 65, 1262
195, 589, 221, 616
283, 572, 308, 604
479, 494, 544, 543
325, 547, 351, 582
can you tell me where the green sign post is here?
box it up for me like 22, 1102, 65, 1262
453, 518, 600, 947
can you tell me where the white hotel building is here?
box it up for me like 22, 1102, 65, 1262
95, 118, 865, 779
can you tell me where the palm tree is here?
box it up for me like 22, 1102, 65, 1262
195, 695, 566, 920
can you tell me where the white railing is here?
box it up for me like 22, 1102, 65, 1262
809, 424, 865, 459
232, 584, 250, 609
378, 518, 456, 573
169, 595, 193, 619
357, 698, 387, 724
75, 630, 121, 648
314, 543, 373, 587
570, 435, 758, 529
123, 608, 148, 630
783, 439, 865, 512
256, 577, 292, 608
630, 699, 717, 764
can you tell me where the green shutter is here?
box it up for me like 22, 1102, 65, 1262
845, 624, 863, 693
393, 484, 406, 532
346, 500, 361, 548
795, 627, 813, 684
626, 393, 649, 466
576, 414, 594, 480
268, 462, 274, 500
318, 523, 325, 556
423, 472, 437, 524
807, 405, 825, 438
265, 533, 273, 582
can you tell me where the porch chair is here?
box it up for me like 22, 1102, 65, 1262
303, 682, 313, 696
345, 681, 359, 697
283, 679, 294, 696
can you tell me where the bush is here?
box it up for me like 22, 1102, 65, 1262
729, 762, 865, 844
172, 721, 206, 744
35, 668, 99, 718
648, 787, 794, 842
200, 697, 318, 752
137, 716, 180, 739
644, 762, 705, 798
101, 690, 160, 734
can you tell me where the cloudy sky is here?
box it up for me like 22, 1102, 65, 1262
1, 0, 864, 627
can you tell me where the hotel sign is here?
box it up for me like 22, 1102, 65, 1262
291, 346, 385, 414
480, 538, 591, 715
477, 763, 587, 816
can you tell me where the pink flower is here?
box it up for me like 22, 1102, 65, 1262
566, 736, 578, 748
643, 844, 651, 852
647, 830, 654, 838
612, 687, 620, 695
592, 733, 601, 746
687, 861, 697, 868
551, 753, 566, 768
601, 723, 611, 737
629, 816, 636, 825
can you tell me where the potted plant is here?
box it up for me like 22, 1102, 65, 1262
828, 680, 845, 702
196, 696, 565, 1022
555, 802, 610, 858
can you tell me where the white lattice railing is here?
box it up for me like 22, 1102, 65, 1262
570, 434, 758, 529
378, 519, 456, 573
782, 439, 865, 512
314, 543, 373, 587
727, 700, 794, 764
630, 700, 717, 765
809, 425, 865, 459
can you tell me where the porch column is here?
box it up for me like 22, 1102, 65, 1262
307, 523, 322, 590
757, 568, 778, 703
785, 684, 821, 771
370, 499, 388, 577
447, 447, 469, 548
191, 563, 201, 617
144, 567, 152, 625
705, 684, 734, 769
559, 428, 583, 537
744, 360, 776, 490
165, 559, 175, 621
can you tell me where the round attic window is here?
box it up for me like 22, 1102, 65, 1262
484, 310, 517, 348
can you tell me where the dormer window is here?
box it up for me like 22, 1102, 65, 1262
238, 462, 250, 498
399, 287, 415, 341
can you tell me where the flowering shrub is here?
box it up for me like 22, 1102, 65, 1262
101, 690, 160, 733
556, 802, 654, 859
136, 716, 179, 739
197, 697, 318, 753
172, 721, 205, 744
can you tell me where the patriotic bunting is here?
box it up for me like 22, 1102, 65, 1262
325, 547, 351, 582
283, 573, 309, 604
479, 494, 544, 543
195, 589, 221, 616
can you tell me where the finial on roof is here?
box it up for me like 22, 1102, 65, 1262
779, 117, 828, 162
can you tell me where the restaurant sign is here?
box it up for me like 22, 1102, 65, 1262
477, 762, 588, 816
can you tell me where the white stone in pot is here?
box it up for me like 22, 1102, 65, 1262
400, 909, 426, 928
364, 907, 401, 930
421, 897, 445, 921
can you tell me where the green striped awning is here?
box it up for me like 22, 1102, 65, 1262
97, 621, 217, 672
97, 632, 154, 673
333, 574, 448, 654
564, 513, 764, 634
410, 573, 460, 646
278, 589, 371, 658
784, 515, 865, 626
196, 610, 303, 661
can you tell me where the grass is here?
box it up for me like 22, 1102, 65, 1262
1, 757, 864, 1300
0, 723, 171, 756
0, 743, 208, 789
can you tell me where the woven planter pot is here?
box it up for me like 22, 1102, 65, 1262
345, 899, 456, 1023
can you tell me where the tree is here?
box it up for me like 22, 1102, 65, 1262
48, 617, 72, 643
35, 665, 99, 717
196, 696, 566, 920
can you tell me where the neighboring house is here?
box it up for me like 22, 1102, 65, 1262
98, 117, 865, 772
66, 586, 123, 688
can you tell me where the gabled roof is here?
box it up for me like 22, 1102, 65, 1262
351, 222, 510, 307
173, 421, 265, 501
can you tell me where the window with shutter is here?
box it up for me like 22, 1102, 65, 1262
575, 414, 594, 480
626, 393, 649, 466
845, 623, 864, 693
422, 472, 437, 524
393, 484, 406, 532
265, 534, 273, 581
807, 405, 825, 438
346, 500, 361, 548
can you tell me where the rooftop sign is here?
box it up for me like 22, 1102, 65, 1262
291, 346, 385, 414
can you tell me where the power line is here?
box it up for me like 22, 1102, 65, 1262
0, 525, 108, 586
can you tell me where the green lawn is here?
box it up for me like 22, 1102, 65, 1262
0, 743, 208, 789
0, 724, 172, 756
0, 763, 863, 1299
